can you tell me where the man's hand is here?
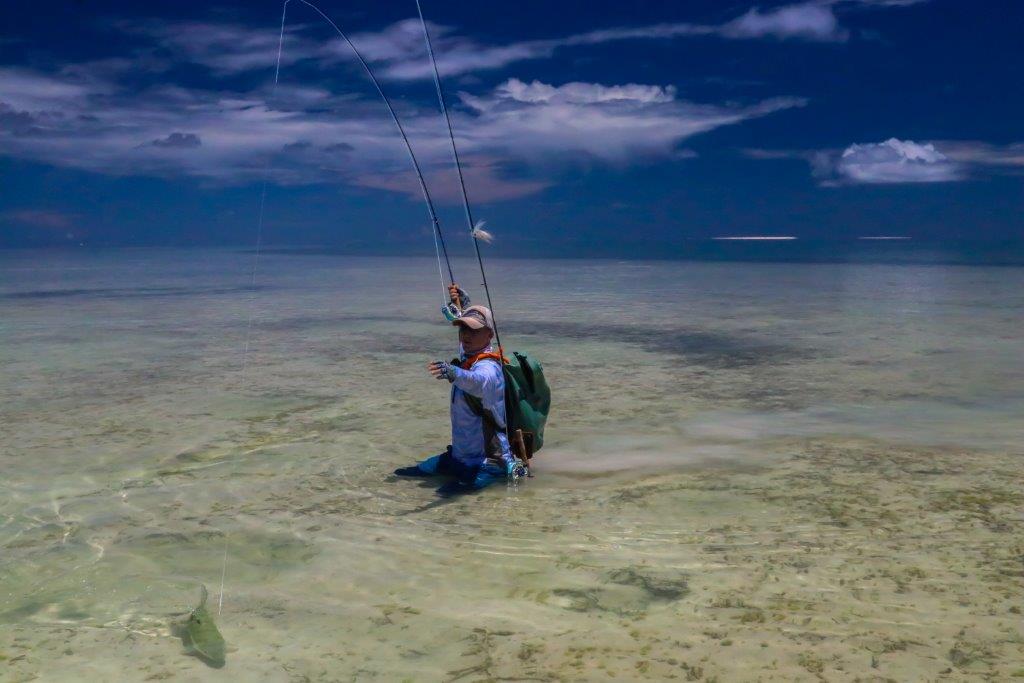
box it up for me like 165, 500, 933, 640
428, 360, 455, 382
447, 283, 470, 309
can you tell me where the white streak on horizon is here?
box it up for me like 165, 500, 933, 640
712, 236, 797, 241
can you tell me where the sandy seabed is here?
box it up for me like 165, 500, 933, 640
2, 251, 1022, 681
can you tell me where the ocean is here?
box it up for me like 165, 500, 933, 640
2, 247, 1022, 680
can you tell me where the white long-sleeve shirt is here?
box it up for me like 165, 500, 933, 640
447, 350, 514, 468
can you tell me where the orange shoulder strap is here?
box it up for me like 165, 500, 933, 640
460, 350, 508, 370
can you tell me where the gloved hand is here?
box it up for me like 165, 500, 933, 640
447, 283, 470, 308
442, 284, 472, 322
428, 360, 456, 382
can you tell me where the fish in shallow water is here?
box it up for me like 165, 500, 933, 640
183, 585, 226, 668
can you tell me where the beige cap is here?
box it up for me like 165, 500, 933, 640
452, 305, 494, 331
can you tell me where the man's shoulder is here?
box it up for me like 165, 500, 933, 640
470, 357, 504, 377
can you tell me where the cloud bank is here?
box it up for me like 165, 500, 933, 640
0, 64, 804, 201
0, 1, 930, 200
118, 0, 921, 83
462, 79, 805, 163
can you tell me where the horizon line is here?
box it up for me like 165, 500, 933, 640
712, 236, 797, 241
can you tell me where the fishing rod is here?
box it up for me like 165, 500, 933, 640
414, 0, 504, 353
415, 1, 534, 477
222, 0, 295, 618
283, 0, 464, 314
225, 0, 471, 615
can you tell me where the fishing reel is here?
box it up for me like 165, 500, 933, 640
509, 459, 529, 482
442, 301, 462, 322
442, 284, 470, 322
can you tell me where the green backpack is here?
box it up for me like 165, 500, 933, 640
464, 351, 551, 460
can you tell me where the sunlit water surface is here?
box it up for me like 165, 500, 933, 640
1, 249, 1022, 680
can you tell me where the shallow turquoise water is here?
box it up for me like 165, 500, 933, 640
1, 248, 1022, 679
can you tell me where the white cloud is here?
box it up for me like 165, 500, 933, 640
0, 68, 101, 111
340, 19, 559, 81
461, 79, 806, 163
722, 3, 847, 42
0, 62, 804, 201
0, 67, 398, 184
362, 21, 710, 81
839, 0, 931, 7
372, 8, 841, 81
834, 138, 961, 183
365, 2, 902, 80
745, 135, 1024, 185
938, 141, 1024, 169
116, 0, 909, 84
120, 20, 319, 76
490, 80, 677, 105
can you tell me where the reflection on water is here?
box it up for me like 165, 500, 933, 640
1, 249, 1022, 680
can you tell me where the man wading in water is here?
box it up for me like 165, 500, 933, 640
393, 285, 526, 497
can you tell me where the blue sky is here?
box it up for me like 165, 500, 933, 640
1, 0, 1021, 254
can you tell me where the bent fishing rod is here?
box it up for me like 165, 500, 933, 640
225, 0, 471, 617
282, 0, 465, 316
415, 0, 505, 353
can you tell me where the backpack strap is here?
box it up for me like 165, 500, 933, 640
457, 353, 534, 461
458, 350, 507, 369
463, 394, 504, 434
464, 392, 533, 461
453, 352, 505, 429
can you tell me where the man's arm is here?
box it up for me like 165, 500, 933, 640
427, 359, 520, 472
426, 359, 499, 399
